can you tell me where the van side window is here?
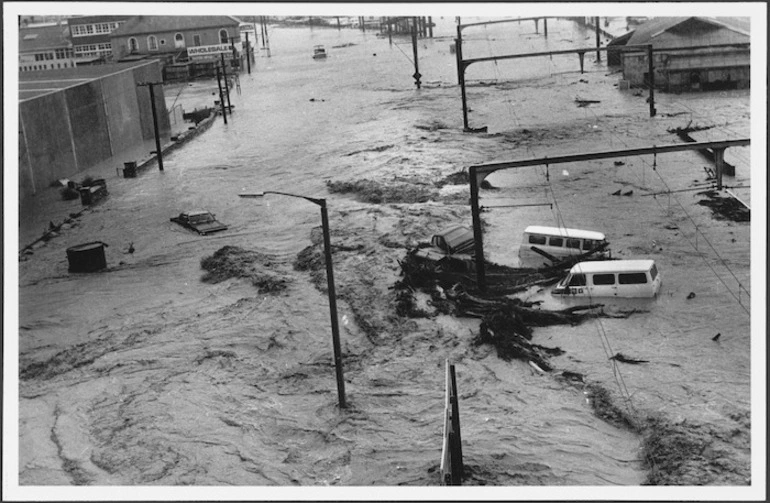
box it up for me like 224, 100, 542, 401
619, 272, 648, 284
529, 234, 547, 245
649, 264, 658, 281
582, 239, 594, 250
549, 237, 563, 247
593, 273, 615, 285
568, 273, 586, 286
566, 238, 581, 249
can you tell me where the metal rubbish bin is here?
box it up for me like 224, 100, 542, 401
123, 161, 137, 178
66, 241, 107, 272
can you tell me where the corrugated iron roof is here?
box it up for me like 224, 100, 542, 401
110, 15, 242, 37
626, 17, 750, 46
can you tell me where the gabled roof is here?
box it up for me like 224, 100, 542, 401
626, 17, 750, 46
110, 15, 241, 37
19, 24, 72, 52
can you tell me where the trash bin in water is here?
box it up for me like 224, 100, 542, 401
66, 241, 107, 272
123, 161, 137, 178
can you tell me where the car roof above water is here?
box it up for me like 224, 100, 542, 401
569, 260, 656, 274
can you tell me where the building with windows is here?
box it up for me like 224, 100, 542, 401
616, 17, 750, 92
67, 15, 131, 64
108, 15, 242, 62
18, 24, 75, 72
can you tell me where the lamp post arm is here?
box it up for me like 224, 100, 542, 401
262, 190, 325, 207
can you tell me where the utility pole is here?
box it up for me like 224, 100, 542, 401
648, 44, 656, 117
387, 16, 392, 45
137, 82, 164, 171
245, 31, 251, 74
428, 16, 433, 37
215, 64, 227, 124
411, 17, 421, 89
595, 17, 601, 62
220, 52, 232, 111
543, 17, 548, 38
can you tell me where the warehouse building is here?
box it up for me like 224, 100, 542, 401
617, 17, 750, 92
18, 60, 169, 203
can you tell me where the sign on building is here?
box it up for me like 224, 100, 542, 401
188, 44, 232, 58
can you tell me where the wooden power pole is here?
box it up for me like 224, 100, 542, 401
137, 82, 164, 171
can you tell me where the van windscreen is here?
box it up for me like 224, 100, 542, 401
528, 234, 547, 245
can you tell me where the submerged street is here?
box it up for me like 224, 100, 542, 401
13, 14, 756, 494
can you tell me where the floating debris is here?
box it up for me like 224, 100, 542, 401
609, 352, 649, 364
697, 190, 750, 222
200, 246, 289, 293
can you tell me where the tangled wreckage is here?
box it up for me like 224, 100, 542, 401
396, 226, 643, 369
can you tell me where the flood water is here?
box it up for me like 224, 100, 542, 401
12, 15, 757, 498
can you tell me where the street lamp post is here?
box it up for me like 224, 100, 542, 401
239, 191, 347, 408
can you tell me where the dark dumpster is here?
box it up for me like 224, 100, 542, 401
66, 241, 107, 272
123, 161, 137, 178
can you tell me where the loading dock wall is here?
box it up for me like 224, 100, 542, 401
102, 71, 145, 154
65, 80, 113, 170
19, 61, 169, 203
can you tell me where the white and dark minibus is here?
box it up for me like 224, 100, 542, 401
518, 226, 609, 267
551, 260, 661, 298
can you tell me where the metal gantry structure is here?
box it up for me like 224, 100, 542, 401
467, 139, 751, 292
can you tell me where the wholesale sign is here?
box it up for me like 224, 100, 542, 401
188, 44, 232, 57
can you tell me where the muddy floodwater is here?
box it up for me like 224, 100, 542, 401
11, 14, 761, 499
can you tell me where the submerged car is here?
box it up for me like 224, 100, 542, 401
170, 210, 228, 235
413, 226, 476, 271
313, 45, 327, 59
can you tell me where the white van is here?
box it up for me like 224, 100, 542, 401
551, 260, 661, 298
518, 226, 609, 267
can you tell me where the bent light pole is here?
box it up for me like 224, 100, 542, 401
239, 191, 347, 408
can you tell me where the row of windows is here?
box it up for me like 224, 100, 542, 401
71, 22, 121, 37
20, 62, 71, 71
568, 272, 650, 287
127, 29, 233, 52
32, 49, 73, 61
74, 43, 112, 57
528, 234, 603, 251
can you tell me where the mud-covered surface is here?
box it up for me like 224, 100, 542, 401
12, 14, 757, 496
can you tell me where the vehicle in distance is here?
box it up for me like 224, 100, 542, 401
313, 45, 327, 59
170, 210, 228, 235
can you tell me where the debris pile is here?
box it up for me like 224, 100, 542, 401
395, 250, 644, 370
326, 178, 438, 204
200, 245, 289, 293
697, 190, 750, 222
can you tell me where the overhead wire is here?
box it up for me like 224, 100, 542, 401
577, 84, 751, 316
